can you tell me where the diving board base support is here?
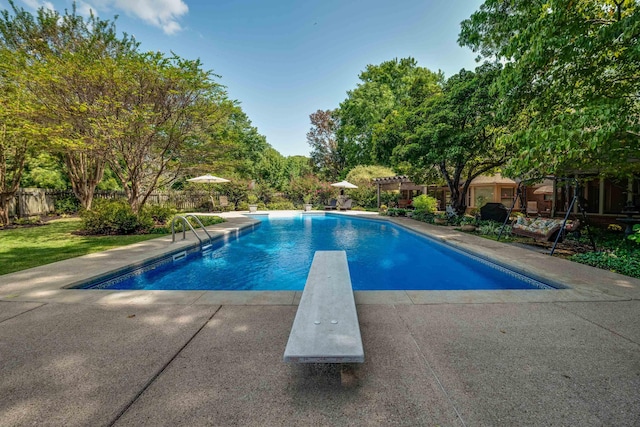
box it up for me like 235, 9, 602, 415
283, 250, 364, 364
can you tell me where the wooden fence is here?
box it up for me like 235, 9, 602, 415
8, 188, 213, 218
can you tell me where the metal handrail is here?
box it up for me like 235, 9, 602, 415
171, 215, 213, 247
184, 214, 213, 247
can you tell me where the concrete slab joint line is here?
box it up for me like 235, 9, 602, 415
395, 304, 468, 427
0, 303, 46, 324
107, 305, 222, 427
554, 301, 640, 346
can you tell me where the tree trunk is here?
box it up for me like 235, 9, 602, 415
0, 194, 11, 226
64, 152, 105, 210
0, 135, 27, 225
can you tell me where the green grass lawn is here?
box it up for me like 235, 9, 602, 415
0, 218, 162, 276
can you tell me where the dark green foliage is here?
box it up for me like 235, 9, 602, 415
142, 204, 177, 225
571, 248, 640, 279
81, 199, 153, 235
628, 225, 640, 245
411, 211, 435, 223
348, 185, 377, 209
54, 194, 80, 214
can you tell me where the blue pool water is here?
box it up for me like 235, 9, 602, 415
82, 214, 555, 291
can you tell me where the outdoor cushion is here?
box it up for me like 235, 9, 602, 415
512, 217, 579, 241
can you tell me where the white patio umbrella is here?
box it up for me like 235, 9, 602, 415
187, 174, 230, 211
187, 174, 230, 184
331, 180, 358, 196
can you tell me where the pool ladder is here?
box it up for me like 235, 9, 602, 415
171, 215, 214, 252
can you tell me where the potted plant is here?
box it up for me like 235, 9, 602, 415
303, 194, 313, 211
247, 193, 258, 212
433, 212, 448, 225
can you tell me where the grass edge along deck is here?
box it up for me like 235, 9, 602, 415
283, 251, 364, 363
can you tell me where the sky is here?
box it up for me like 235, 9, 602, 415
4, 0, 485, 157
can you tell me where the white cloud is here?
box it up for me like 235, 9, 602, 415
20, 0, 55, 11
89, 0, 188, 35
19, 0, 188, 35
76, 1, 97, 18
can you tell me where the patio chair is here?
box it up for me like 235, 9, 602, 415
324, 199, 337, 210
526, 201, 539, 216
219, 195, 230, 211
339, 199, 353, 210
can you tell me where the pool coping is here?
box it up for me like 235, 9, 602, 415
1, 210, 639, 305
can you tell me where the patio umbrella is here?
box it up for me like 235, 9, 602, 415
331, 180, 358, 196
187, 174, 230, 184
187, 174, 230, 211
533, 185, 554, 195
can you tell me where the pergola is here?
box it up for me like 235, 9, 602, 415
372, 175, 429, 208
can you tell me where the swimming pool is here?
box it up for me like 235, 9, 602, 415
78, 213, 557, 291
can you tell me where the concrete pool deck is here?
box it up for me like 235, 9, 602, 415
1, 211, 639, 425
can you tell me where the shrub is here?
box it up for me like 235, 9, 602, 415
143, 204, 177, 225
267, 200, 296, 210
460, 215, 478, 226
477, 220, 507, 236
412, 211, 435, 223
81, 199, 154, 235
54, 195, 80, 214
412, 194, 437, 213
163, 214, 225, 234
12, 216, 42, 226
387, 208, 409, 217
628, 224, 640, 245
571, 248, 640, 279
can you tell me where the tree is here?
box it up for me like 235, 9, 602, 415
254, 147, 288, 191
345, 165, 396, 208
284, 156, 313, 182
307, 109, 342, 181
20, 153, 68, 189
392, 64, 511, 215
179, 100, 268, 182
220, 106, 270, 179
100, 52, 229, 213
0, 48, 41, 225
337, 58, 443, 168
0, 1, 138, 210
459, 0, 640, 178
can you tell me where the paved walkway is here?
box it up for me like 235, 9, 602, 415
1, 212, 639, 426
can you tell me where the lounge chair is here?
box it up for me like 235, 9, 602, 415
324, 199, 337, 210
526, 201, 539, 216
339, 199, 353, 210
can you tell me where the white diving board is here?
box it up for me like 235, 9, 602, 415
283, 251, 364, 363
